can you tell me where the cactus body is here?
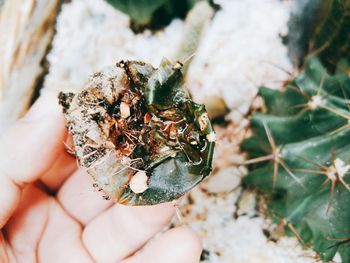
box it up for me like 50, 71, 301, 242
287, 0, 350, 69
105, 0, 203, 31
242, 57, 350, 262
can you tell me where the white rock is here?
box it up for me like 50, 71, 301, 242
120, 101, 130, 118
186, 0, 292, 110
206, 131, 216, 142
203, 166, 241, 193
237, 190, 257, 217
129, 171, 148, 194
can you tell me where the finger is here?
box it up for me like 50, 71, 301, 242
0, 233, 7, 261
122, 226, 202, 263
82, 202, 175, 262
0, 93, 66, 228
4, 184, 93, 263
38, 199, 93, 263
0, 232, 13, 263
57, 169, 113, 225
0, 92, 65, 183
4, 185, 50, 262
40, 133, 77, 192
40, 149, 77, 192
0, 175, 21, 229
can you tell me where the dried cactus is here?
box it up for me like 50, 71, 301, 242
242, 57, 350, 262
59, 58, 215, 205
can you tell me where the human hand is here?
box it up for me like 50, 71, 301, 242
0, 93, 202, 263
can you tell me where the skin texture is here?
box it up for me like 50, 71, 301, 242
0, 92, 202, 263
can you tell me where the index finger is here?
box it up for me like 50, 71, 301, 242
0, 92, 66, 228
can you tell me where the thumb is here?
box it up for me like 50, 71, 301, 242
0, 92, 66, 228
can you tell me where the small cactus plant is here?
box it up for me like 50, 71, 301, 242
242, 57, 350, 262
59, 58, 215, 205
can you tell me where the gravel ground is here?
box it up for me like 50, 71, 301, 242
43, 0, 319, 262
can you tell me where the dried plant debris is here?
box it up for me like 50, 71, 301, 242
59, 58, 215, 205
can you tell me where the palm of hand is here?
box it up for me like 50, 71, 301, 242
0, 93, 202, 263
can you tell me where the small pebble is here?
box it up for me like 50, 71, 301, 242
129, 171, 148, 193
203, 166, 241, 193
120, 101, 130, 118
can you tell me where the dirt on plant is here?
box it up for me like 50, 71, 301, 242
59, 60, 215, 206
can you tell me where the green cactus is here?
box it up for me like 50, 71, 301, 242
242, 57, 350, 262
313, 0, 350, 70
287, 0, 350, 69
105, 0, 205, 32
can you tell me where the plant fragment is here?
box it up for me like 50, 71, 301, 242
59, 58, 215, 205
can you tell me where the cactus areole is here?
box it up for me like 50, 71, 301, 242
58, 58, 215, 205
